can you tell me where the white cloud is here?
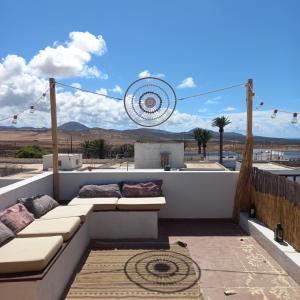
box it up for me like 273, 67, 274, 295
138, 70, 165, 78
198, 108, 208, 113
205, 99, 218, 105
71, 83, 82, 89
110, 85, 123, 94
224, 106, 236, 112
205, 96, 221, 105
177, 77, 196, 89
28, 31, 107, 79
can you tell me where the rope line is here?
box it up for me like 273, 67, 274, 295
0, 87, 49, 122
249, 84, 300, 115
177, 83, 246, 101
55, 81, 123, 101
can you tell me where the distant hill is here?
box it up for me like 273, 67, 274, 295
0, 122, 299, 145
58, 121, 89, 131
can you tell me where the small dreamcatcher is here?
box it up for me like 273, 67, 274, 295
124, 77, 177, 127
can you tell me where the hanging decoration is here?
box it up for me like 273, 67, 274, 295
123, 77, 177, 127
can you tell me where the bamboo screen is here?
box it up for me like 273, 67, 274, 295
251, 167, 300, 251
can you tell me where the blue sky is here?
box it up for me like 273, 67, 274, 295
0, 0, 299, 137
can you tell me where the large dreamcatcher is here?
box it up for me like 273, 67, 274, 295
123, 77, 177, 127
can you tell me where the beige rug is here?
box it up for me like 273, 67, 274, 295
66, 244, 203, 299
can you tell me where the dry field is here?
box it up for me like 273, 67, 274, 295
0, 129, 299, 157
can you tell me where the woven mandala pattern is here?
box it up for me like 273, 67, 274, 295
124, 77, 177, 127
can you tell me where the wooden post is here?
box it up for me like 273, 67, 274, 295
49, 78, 59, 201
232, 79, 254, 222
246, 79, 253, 140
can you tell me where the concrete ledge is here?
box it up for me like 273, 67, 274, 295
239, 212, 300, 285
89, 211, 158, 239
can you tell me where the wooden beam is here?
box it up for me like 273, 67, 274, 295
232, 79, 254, 222
246, 79, 254, 139
49, 78, 59, 201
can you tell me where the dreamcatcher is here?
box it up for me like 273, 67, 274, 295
123, 77, 177, 127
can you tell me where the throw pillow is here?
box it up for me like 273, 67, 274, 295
0, 221, 15, 246
121, 180, 163, 197
0, 203, 34, 233
19, 194, 59, 218
79, 184, 122, 198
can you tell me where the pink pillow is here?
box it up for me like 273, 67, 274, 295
0, 203, 34, 233
121, 181, 163, 197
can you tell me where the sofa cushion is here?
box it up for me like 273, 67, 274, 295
0, 221, 15, 246
117, 197, 166, 210
40, 205, 93, 222
17, 217, 81, 241
121, 180, 163, 197
69, 197, 118, 211
79, 184, 121, 198
0, 203, 34, 234
19, 194, 59, 218
0, 236, 63, 273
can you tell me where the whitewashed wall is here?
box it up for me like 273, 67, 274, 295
134, 143, 184, 169
0, 173, 53, 210
43, 154, 82, 171
59, 170, 239, 219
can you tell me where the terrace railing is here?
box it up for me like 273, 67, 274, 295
251, 167, 300, 251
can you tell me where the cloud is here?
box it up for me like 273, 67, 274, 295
205, 96, 221, 105
28, 31, 107, 79
224, 106, 236, 112
205, 99, 218, 105
71, 83, 82, 89
110, 85, 123, 94
198, 108, 208, 113
138, 70, 165, 78
177, 77, 196, 89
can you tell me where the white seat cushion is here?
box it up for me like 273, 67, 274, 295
17, 217, 81, 241
40, 205, 92, 222
117, 197, 166, 210
69, 197, 118, 211
0, 236, 63, 273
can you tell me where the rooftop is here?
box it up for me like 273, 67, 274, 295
0, 168, 299, 299
66, 220, 300, 299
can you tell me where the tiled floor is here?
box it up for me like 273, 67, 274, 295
159, 220, 300, 300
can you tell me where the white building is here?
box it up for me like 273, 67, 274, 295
43, 154, 82, 171
253, 149, 285, 161
134, 142, 184, 169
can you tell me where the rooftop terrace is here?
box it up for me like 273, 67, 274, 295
0, 169, 299, 299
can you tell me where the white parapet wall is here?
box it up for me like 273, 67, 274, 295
134, 142, 184, 169
0, 172, 53, 210
59, 170, 239, 219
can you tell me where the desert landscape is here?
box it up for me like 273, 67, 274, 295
0, 121, 299, 157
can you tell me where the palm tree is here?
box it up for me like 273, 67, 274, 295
80, 140, 92, 158
90, 139, 106, 159
212, 116, 231, 164
200, 129, 212, 158
193, 128, 203, 154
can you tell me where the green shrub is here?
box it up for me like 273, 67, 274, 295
16, 146, 48, 158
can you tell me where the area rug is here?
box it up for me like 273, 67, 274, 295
66, 244, 203, 299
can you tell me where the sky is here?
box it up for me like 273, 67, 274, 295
0, 0, 299, 138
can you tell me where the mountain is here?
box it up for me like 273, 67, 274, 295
0, 122, 299, 145
58, 122, 89, 131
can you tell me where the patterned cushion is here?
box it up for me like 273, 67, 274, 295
121, 180, 163, 197
0, 221, 15, 246
19, 194, 59, 218
79, 184, 122, 198
0, 203, 34, 234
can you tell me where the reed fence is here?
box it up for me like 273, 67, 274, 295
251, 167, 300, 251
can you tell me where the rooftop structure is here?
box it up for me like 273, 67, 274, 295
0, 169, 299, 299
